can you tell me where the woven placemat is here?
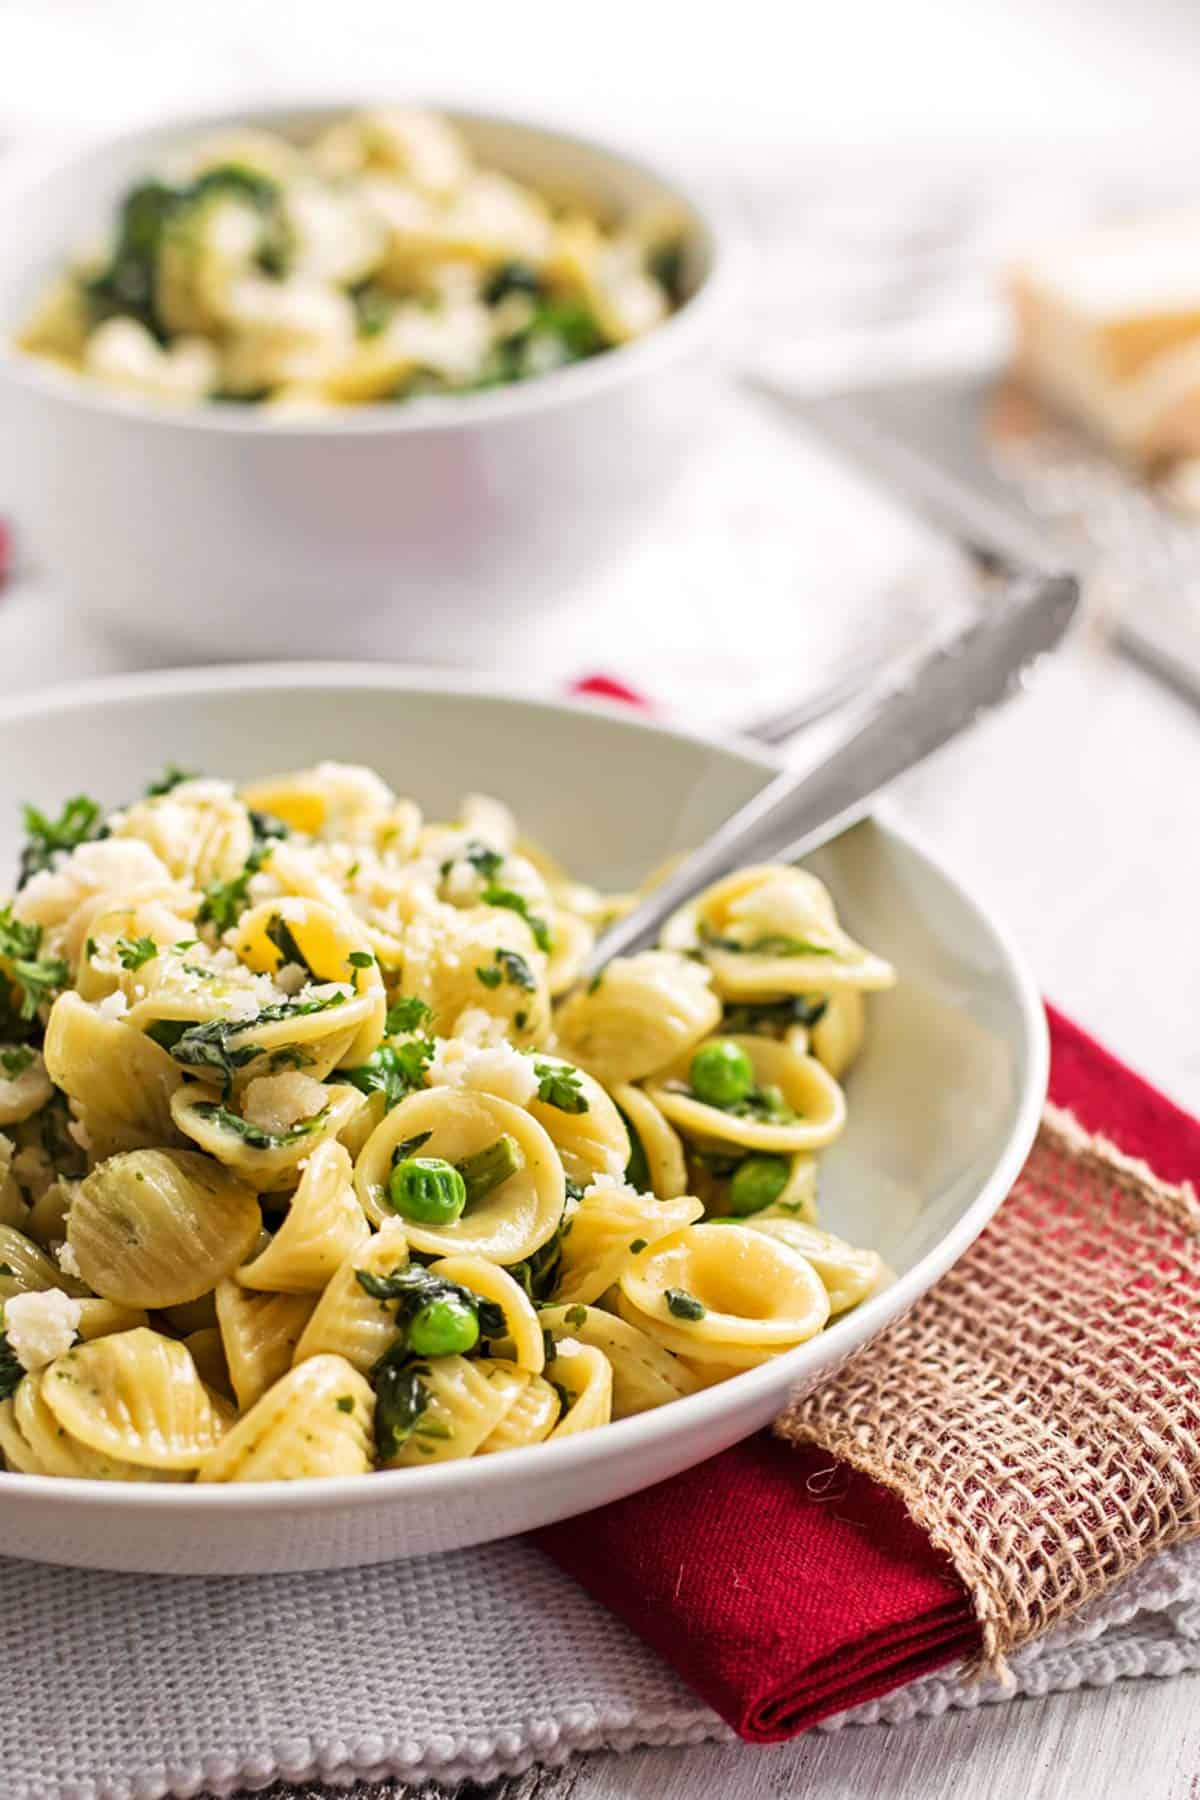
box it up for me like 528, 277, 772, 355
778, 1105, 1200, 1666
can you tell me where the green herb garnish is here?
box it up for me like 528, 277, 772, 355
0, 1046, 34, 1080
665, 1288, 706, 1321
0, 907, 68, 1022
533, 1061, 588, 1114
115, 935, 157, 972
188, 1100, 330, 1151
480, 885, 551, 952
145, 765, 196, 796
17, 794, 105, 887
341, 1036, 434, 1110
385, 996, 433, 1037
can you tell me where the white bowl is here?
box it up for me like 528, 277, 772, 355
0, 105, 733, 662
0, 666, 1047, 1574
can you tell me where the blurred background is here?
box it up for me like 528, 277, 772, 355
1, 0, 1199, 1093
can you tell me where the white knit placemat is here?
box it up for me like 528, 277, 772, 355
2, 1533, 1197, 1798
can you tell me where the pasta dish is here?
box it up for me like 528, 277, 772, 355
0, 764, 893, 1482
16, 109, 685, 410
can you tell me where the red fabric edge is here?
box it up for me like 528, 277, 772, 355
534, 1006, 1200, 1740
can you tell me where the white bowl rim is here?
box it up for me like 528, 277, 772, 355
0, 98, 739, 437
0, 662, 1049, 1514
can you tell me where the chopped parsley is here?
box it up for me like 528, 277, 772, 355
17, 794, 105, 887
0, 1046, 34, 1080
480, 885, 551, 952
198, 843, 270, 934
0, 907, 68, 1023
347, 951, 375, 970
246, 809, 289, 842
476, 947, 536, 993
533, 1061, 589, 1115
145, 765, 196, 796
385, 996, 433, 1037
188, 1101, 330, 1150
460, 840, 504, 880
373, 1362, 434, 1461
335, 1395, 356, 1415
340, 1036, 434, 1110
149, 991, 348, 1091
115, 935, 157, 972
665, 1288, 706, 1321
629, 1238, 648, 1254
563, 1303, 588, 1329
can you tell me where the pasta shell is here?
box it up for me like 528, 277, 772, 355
645, 1034, 847, 1154
41, 1328, 232, 1469
0, 1226, 73, 1300
730, 1216, 884, 1316
0, 1372, 187, 1481
525, 1058, 630, 1188
236, 1141, 368, 1290
399, 905, 550, 1045
554, 1185, 702, 1307
382, 1353, 524, 1468
44, 992, 186, 1159
539, 1303, 698, 1418
292, 1224, 409, 1373
68, 1148, 262, 1307
354, 1087, 564, 1264
477, 1364, 560, 1453
76, 1299, 150, 1340
427, 1254, 544, 1373
548, 1340, 613, 1437
198, 1355, 374, 1482
661, 865, 895, 999
552, 951, 721, 1086
240, 764, 395, 840
182, 1327, 233, 1399
170, 1081, 365, 1194
617, 1223, 831, 1359
215, 1279, 317, 1410
232, 898, 386, 1065
111, 780, 254, 889
810, 988, 866, 1080
0, 1048, 53, 1128
611, 1084, 688, 1199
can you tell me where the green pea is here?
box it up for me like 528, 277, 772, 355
728, 1153, 790, 1215
689, 1038, 755, 1108
386, 1156, 466, 1224
408, 1294, 480, 1357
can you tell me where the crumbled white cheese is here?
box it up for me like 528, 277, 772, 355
275, 961, 308, 996
442, 860, 484, 906
225, 990, 263, 1022
582, 1172, 640, 1204
3, 1289, 83, 1372
56, 1242, 83, 1279
427, 1039, 538, 1106
96, 990, 129, 1020
452, 1007, 507, 1047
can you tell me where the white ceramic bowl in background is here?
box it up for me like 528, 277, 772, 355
0, 667, 1047, 1574
0, 106, 733, 662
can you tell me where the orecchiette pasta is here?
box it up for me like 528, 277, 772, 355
18, 111, 686, 410
0, 761, 890, 1483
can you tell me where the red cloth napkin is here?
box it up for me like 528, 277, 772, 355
533, 1007, 1200, 1738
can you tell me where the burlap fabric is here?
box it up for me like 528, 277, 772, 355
777, 1104, 1200, 1666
